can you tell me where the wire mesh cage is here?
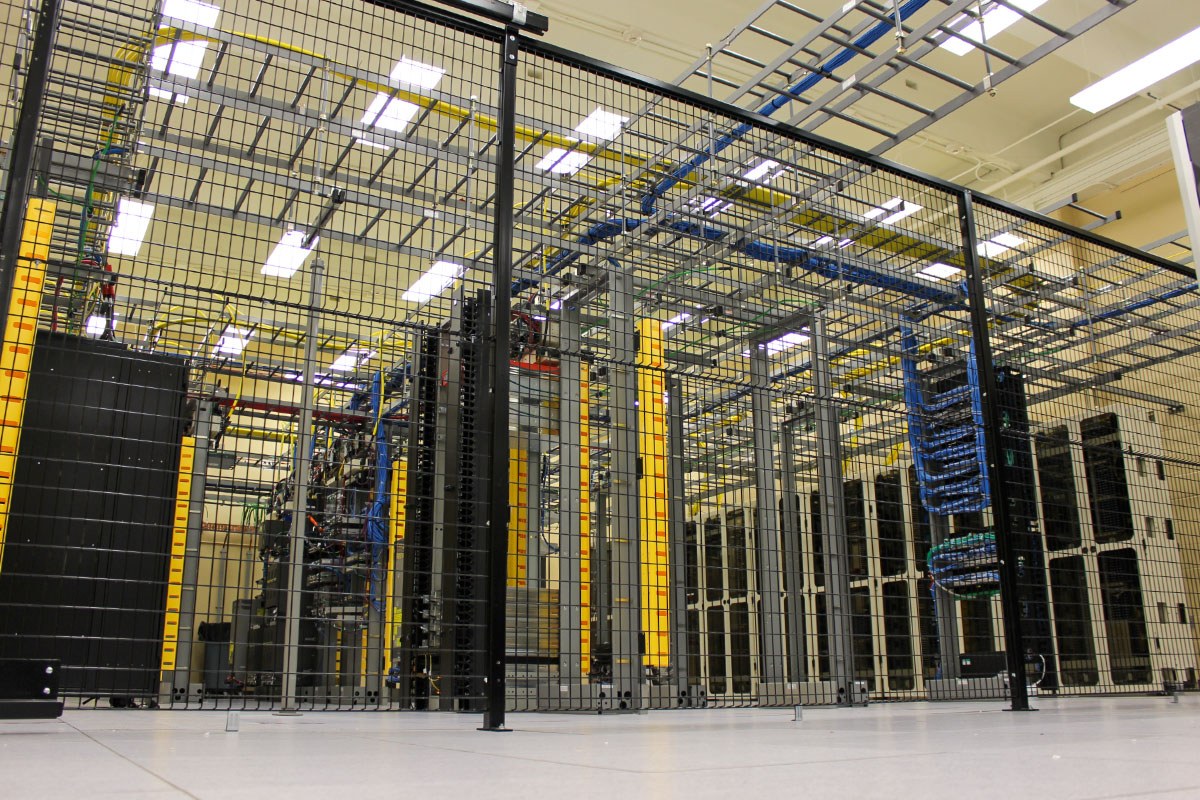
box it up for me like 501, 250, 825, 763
0, 0, 1197, 717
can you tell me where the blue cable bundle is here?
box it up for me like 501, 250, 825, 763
901, 329, 991, 516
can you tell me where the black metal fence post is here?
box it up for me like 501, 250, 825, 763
958, 190, 1031, 712
480, 24, 519, 732
0, 0, 61, 334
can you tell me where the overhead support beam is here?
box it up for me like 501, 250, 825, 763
370, 0, 549, 35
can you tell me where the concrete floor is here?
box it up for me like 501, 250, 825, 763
1, 697, 1198, 798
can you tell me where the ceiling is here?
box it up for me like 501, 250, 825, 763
526, 0, 1200, 260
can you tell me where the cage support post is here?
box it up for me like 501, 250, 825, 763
279, 257, 324, 713
480, 26, 519, 732
0, 0, 61, 335
958, 192, 1031, 712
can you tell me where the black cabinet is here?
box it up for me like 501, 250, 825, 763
0, 331, 186, 697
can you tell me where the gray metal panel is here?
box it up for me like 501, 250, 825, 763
749, 343, 787, 695
607, 267, 644, 707
811, 315, 859, 705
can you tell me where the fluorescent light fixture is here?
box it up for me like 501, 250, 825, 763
767, 331, 810, 354
536, 148, 590, 175
662, 312, 692, 330
573, 107, 628, 141
811, 235, 836, 248
390, 56, 444, 89
107, 198, 155, 256
864, 196, 923, 225
360, 93, 419, 133
742, 159, 782, 183
215, 326, 251, 356
977, 232, 1025, 258
838, 238, 854, 248
403, 259, 464, 303
262, 230, 318, 278
150, 40, 208, 79
941, 0, 1048, 57
161, 0, 220, 27
917, 263, 963, 281
284, 370, 358, 389
688, 195, 732, 217
148, 86, 189, 104
85, 314, 115, 337
549, 288, 579, 312
744, 330, 810, 357
330, 348, 376, 372
1070, 26, 1200, 113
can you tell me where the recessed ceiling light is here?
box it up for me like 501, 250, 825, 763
360, 93, 419, 133
151, 40, 208, 79
744, 330, 810, 357
160, 0, 220, 27
262, 230, 318, 278
107, 198, 155, 256
215, 326, 251, 356
864, 196, 923, 225
742, 159, 782, 183
535, 148, 590, 174
148, 86, 189, 104
767, 331, 810, 354
662, 312, 692, 330
389, 56, 444, 89
330, 348, 376, 372
917, 263, 963, 281
574, 107, 628, 141
1070, 25, 1200, 113
941, 0, 1048, 57
977, 232, 1025, 258
688, 195, 732, 217
403, 260, 464, 303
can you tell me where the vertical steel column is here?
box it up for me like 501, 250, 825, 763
558, 303, 586, 700
168, 399, 214, 701
594, 489, 611, 653
608, 267, 644, 709
0, 0, 60, 333
666, 377, 690, 693
279, 257, 324, 713
749, 343, 787, 695
958, 191, 1030, 711
930, 515, 961, 679
525, 446, 542, 586
778, 421, 807, 683
811, 317, 857, 705
481, 27, 518, 731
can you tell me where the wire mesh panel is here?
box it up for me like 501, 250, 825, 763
969, 197, 1200, 696
502, 26, 1026, 709
2, 0, 1197, 718
0, 0, 505, 711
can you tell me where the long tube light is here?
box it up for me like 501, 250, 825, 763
1071, 26, 1200, 114
941, 0, 1049, 57
262, 230, 318, 278
107, 198, 155, 256
402, 259, 464, 303
215, 326, 251, 356
161, 0, 220, 27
